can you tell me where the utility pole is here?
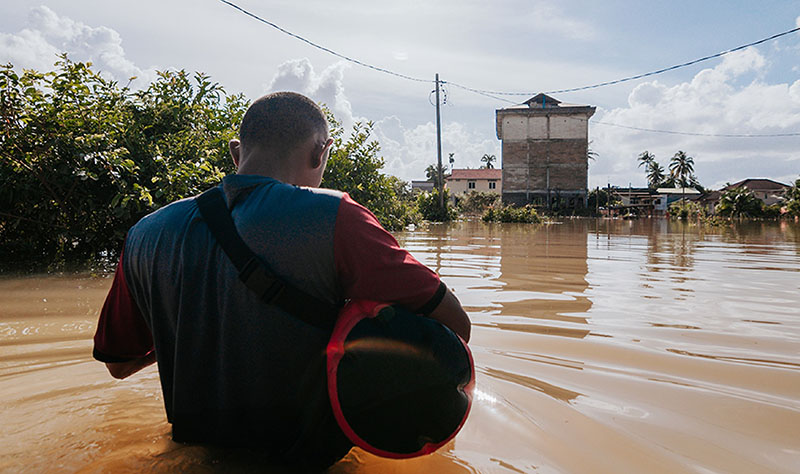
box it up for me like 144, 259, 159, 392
435, 73, 444, 211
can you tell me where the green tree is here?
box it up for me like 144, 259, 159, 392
646, 160, 666, 189
716, 186, 764, 219
783, 178, 800, 217
669, 150, 695, 203
0, 57, 246, 268
321, 116, 418, 230
669, 151, 695, 188
637, 150, 655, 169
480, 153, 496, 169
425, 163, 447, 188
416, 189, 457, 222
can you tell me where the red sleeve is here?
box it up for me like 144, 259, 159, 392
93, 247, 154, 363
334, 193, 442, 312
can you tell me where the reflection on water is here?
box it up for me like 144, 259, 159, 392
2, 219, 800, 473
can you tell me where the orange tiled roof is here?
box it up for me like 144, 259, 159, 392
446, 169, 502, 180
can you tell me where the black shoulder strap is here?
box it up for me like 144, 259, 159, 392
195, 186, 337, 332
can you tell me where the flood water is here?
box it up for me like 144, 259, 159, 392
2, 218, 799, 473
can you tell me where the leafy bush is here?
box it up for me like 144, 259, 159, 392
0, 57, 246, 267
715, 187, 764, 219
416, 189, 457, 222
483, 205, 541, 223
321, 116, 419, 230
669, 200, 705, 220
458, 191, 500, 215
784, 178, 800, 217
0, 58, 419, 269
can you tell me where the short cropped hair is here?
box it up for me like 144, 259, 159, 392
239, 92, 328, 159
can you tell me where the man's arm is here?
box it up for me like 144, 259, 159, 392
106, 351, 157, 379
428, 288, 471, 343
94, 247, 155, 377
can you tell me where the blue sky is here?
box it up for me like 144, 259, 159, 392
2, 0, 799, 188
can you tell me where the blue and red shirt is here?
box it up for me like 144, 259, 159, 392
93, 175, 443, 455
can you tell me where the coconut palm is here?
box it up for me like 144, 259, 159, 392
637, 151, 655, 168
646, 161, 666, 189
480, 153, 496, 169
669, 150, 695, 202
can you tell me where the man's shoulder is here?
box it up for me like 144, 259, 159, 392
128, 196, 196, 237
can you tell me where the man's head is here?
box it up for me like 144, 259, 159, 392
230, 91, 332, 187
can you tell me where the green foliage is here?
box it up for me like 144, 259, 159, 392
0, 57, 247, 267
715, 186, 764, 219
416, 189, 457, 222
669, 200, 705, 220
784, 178, 800, 217
321, 116, 419, 230
458, 191, 500, 214
424, 163, 447, 188
480, 153, 496, 169
483, 204, 541, 223
587, 188, 621, 209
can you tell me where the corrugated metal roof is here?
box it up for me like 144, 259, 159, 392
446, 169, 502, 180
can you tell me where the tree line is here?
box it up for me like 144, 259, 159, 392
0, 57, 419, 269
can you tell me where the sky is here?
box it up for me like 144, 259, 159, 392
2, 0, 799, 189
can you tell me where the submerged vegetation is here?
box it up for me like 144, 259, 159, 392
0, 58, 418, 268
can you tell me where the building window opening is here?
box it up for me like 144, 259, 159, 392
468, 181, 476, 189
488, 181, 496, 190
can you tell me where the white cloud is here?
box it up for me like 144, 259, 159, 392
265, 58, 500, 182
265, 58, 357, 132
589, 48, 800, 189
373, 118, 500, 182
0, 6, 156, 85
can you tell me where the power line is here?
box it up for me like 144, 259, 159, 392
217, 1, 798, 139
216, 0, 432, 84
565, 115, 800, 137
446, 26, 800, 96
592, 120, 800, 137
219, 0, 799, 99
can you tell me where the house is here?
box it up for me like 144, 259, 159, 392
445, 168, 502, 196
496, 93, 596, 209
723, 179, 789, 206
655, 187, 702, 206
410, 180, 435, 194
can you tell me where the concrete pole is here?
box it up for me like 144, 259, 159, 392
435, 73, 444, 211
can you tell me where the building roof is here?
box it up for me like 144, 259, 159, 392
656, 187, 702, 195
446, 169, 502, 180
724, 178, 789, 191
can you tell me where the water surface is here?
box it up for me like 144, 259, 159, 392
2, 219, 799, 473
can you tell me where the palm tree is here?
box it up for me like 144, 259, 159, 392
480, 153, 496, 169
646, 161, 666, 189
637, 151, 655, 168
425, 164, 443, 188
669, 150, 695, 202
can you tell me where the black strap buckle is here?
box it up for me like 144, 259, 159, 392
240, 258, 285, 302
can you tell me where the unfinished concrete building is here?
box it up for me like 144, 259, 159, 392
496, 94, 596, 209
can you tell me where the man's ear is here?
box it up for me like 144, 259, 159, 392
313, 138, 333, 169
229, 139, 241, 167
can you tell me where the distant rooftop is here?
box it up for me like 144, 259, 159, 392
656, 187, 702, 195
497, 93, 596, 115
724, 178, 789, 190
447, 169, 502, 180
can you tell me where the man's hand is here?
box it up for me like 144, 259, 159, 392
428, 288, 471, 343
105, 351, 157, 379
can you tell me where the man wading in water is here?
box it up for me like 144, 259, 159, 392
93, 91, 470, 467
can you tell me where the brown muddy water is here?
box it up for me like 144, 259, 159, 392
1, 218, 799, 473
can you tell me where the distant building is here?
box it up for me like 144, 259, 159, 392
445, 168, 502, 196
496, 93, 596, 209
655, 187, 702, 205
723, 178, 789, 206
410, 180, 435, 194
